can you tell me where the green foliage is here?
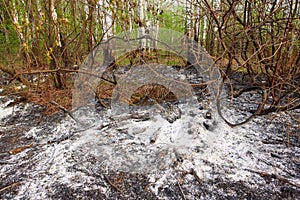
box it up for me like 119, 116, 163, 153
159, 7, 185, 33
0, 22, 20, 60
0, 0, 299, 102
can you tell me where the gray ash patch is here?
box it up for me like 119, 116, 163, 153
0, 95, 299, 199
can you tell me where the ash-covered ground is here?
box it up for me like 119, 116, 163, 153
0, 92, 299, 199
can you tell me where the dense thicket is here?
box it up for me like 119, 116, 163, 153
0, 0, 299, 116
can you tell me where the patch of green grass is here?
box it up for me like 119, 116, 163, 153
115, 49, 186, 67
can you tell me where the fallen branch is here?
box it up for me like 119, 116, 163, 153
49, 101, 79, 123
10, 68, 117, 85
245, 169, 300, 188
103, 174, 124, 195
9, 144, 33, 155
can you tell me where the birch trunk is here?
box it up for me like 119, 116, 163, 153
138, 0, 146, 50
185, 0, 194, 39
153, 0, 161, 50
100, 0, 114, 66
128, 1, 133, 32
8, 0, 32, 70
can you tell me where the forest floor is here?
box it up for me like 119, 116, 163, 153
0, 86, 299, 199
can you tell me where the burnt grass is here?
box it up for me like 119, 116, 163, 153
0, 67, 300, 199
0, 93, 299, 199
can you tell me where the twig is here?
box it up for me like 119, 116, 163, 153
11, 68, 117, 85
103, 174, 124, 195
47, 124, 95, 144
177, 180, 186, 200
0, 182, 21, 193
245, 169, 300, 188
47, 132, 75, 144
49, 101, 79, 123
9, 144, 33, 155
216, 83, 256, 127
97, 98, 110, 108
191, 168, 203, 186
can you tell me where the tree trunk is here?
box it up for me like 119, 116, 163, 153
101, 0, 114, 67
138, 0, 146, 50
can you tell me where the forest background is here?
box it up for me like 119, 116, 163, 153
0, 0, 299, 126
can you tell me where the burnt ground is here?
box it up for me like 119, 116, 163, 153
0, 92, 299, 199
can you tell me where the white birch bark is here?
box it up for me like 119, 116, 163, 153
185, 0, 194, 38
103, 2, 113, 40
5, 0, 32, 69
153, 0, 161, 49
138, 0, 146, 49
127, 1, 133, 32
50, 0, 61, 47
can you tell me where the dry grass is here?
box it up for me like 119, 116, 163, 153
0, 78, 72, 115
96, 81, 177, 107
